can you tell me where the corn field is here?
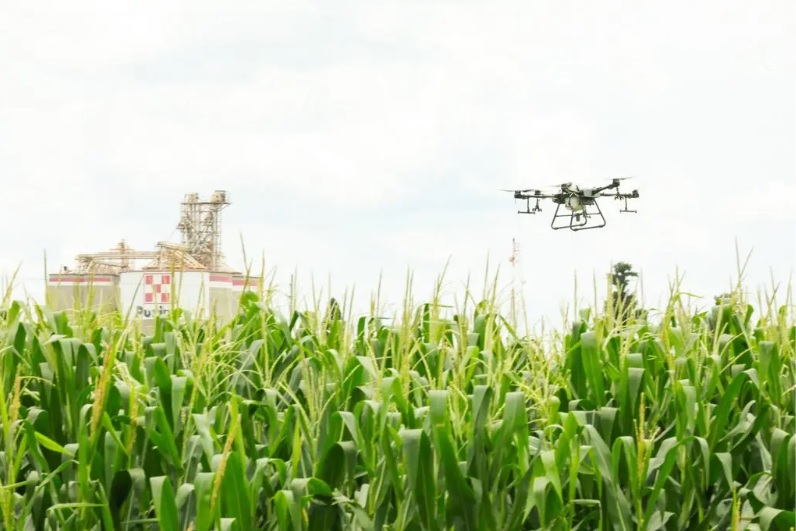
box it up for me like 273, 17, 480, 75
0, 276, 793, 530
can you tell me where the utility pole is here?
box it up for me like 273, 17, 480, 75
509, 237, 523, 326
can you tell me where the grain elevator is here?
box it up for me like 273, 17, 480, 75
47, 190, 261, 323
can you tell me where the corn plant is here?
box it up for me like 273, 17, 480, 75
0, 272, 793, 530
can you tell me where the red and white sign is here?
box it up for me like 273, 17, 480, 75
118, 269, 260, 321
143, 274, 171, 304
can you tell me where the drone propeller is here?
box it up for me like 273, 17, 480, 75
499, 188, 542, 194
534, 182, 573, 188
508, 185, 571, 195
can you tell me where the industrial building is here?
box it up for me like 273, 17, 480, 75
47, 190, 261, 324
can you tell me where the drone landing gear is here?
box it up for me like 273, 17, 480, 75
550, 201, 606, 231
618, 196, 637, 213
517, 197, 542, 215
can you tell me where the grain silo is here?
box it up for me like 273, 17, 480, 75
47, 190, 260, 324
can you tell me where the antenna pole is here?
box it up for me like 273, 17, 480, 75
509, 237, 522, 326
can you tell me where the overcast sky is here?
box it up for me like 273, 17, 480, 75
1, 0, 793, 329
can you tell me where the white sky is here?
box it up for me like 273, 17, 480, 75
1, 0, 794, 329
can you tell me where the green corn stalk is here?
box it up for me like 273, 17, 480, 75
0, 262, 792, 530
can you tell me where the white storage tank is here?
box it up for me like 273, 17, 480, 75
208, 273, 234, 321
232, 274, 260, 294
46, 273, 119, 313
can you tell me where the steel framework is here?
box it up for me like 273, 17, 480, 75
63, 190, 233, 274
176, 190, 231, 271
72, 240, 206, 274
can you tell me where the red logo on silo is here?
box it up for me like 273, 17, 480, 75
144, 274, 171, 304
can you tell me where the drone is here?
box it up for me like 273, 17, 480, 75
501, 177, 639, 231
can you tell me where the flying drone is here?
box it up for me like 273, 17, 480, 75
501, 177, 639, 231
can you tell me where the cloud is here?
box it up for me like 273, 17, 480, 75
0, 0, 793, 327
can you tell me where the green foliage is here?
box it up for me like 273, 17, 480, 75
607, 262, 640, 325
0, 275, 793, 530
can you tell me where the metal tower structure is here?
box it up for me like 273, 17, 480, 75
176, 190, 231, 271
72, 240, 206, 274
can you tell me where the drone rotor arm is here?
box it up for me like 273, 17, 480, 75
500, 187, 559, 200
614, 189, 639, 199
528, 191, 558, 199
589, 184, 616, 195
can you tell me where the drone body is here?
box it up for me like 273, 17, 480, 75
503, 178, 639, 231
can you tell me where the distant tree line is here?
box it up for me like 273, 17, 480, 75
607, 261, 640, 324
